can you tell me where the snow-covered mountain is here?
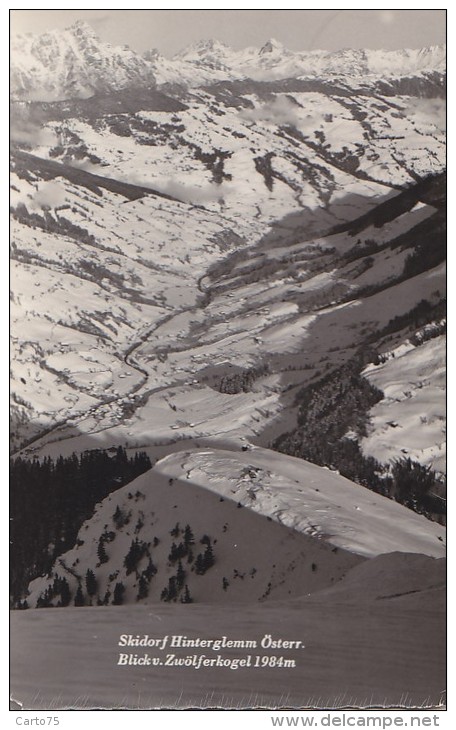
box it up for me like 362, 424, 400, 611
169, 37, 446, 86
11, 21, 157, 101
10, 21, 446, 101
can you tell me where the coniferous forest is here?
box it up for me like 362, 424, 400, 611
274, 353, 446, 523
10, 447, 151, 604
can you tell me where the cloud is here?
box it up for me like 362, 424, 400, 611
240, 96, 328, 136
33, 181, 68, 209
155, 178, 234, 204
240, 96, 301, 127
67, 158, 101, 173
123, 172, 234, 205
10, 121, 58, 147
404, 98, 446, 133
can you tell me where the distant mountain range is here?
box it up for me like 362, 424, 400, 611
10, 20, 446, 101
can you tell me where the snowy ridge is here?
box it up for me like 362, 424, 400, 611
170, 39, 446, 85
155, 446, 445, 558
24, 443, 444, 610
10, 21, 445, 100
25, 451, 365, 607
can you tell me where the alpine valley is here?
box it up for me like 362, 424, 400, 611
10, 20, 446, 710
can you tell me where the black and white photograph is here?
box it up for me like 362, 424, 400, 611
9, 8, 446, 711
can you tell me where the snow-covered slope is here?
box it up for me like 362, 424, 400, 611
10, 137, 446, 474
25, 444, 445, 609
361, 335, 446, 472
11, 84, 446, 218
10, 152, 251, 450
10, 50, 445, 456
155, 447, 445, 558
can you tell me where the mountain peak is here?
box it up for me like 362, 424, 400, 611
143, 48, 161, 62
202, 38, 228, 50
259, 38, 285, 55
68, 20, 99, 40
174, 38, 231, 60
10, 20, 156, 101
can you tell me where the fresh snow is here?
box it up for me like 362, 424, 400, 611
362, 336, 446, 472
155, 446, 445, 558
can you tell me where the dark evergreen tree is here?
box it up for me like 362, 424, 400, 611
97, 537, 109, 565
183, 524, 194, 547
36, 588, 52, 608
181, 585, 193, 604
168, 541, 187, 563
85, 569, 97, 597
134, 515, 144, 534
113, 582, 125, 605
74, 584, 85, 607
137, 575, 149, 600
124, 539, 140, 575
161, 576, 178, 602
58, 577, 71, 607
143, 559, 157, 581
194, 553, 205, 575
168, 576, 178, 601
195, 542, 215, 575
176, 560, 186, 589
113, 505, 126, 529
203, 543, 215, 570
170, 522, 180, 538
168, 542, 178, 562
101, 589, 111, 606
53, 575, 64, 601
124, 538, 148, 575
391, 458, 435, 507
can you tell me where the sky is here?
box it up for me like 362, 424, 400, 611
10, 9, 446, 57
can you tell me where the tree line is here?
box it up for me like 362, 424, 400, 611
10, 447, 152, 604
